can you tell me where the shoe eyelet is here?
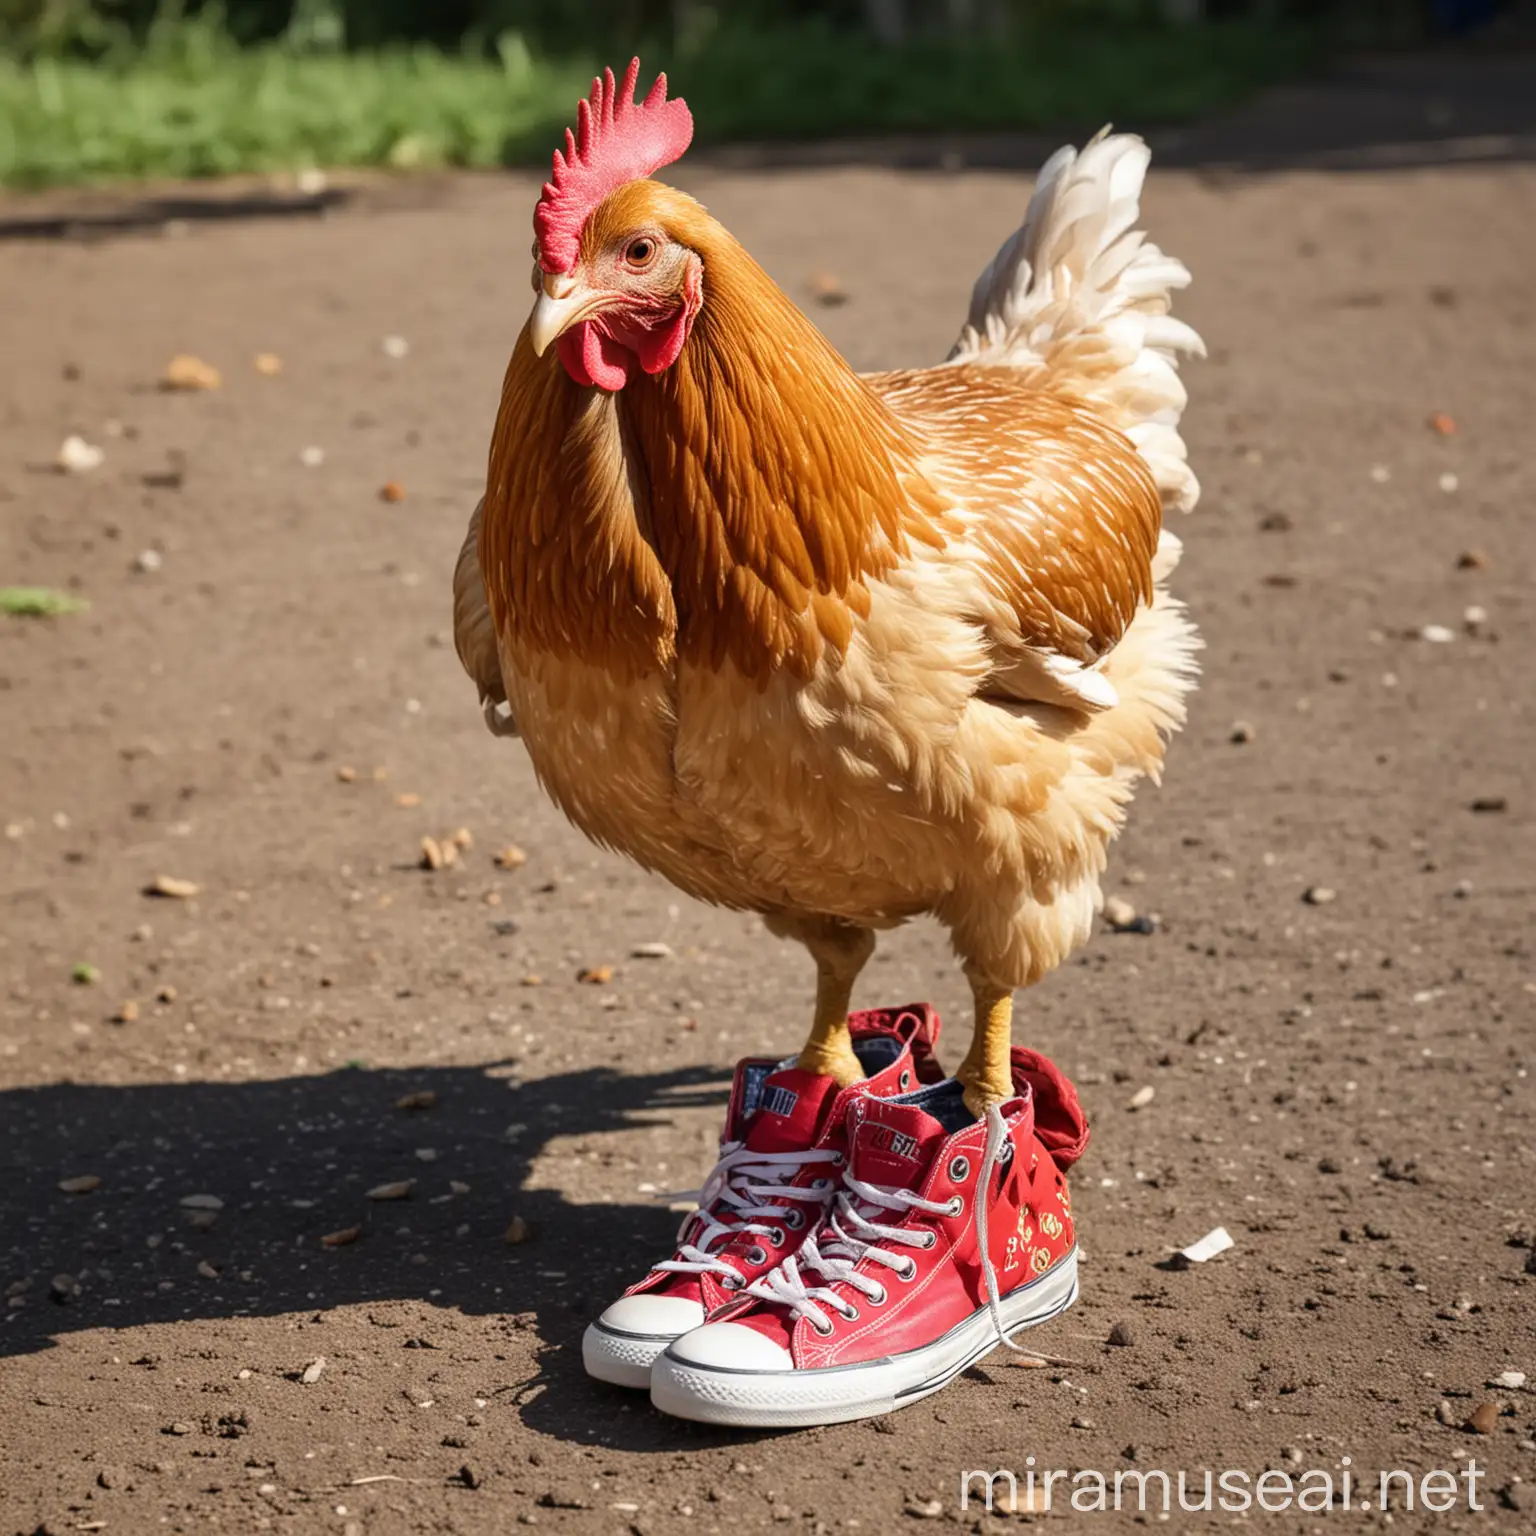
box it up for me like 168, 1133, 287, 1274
897, 1258, 918, 1281
721, 1274, 742, 1291
783, 1207, 805, 1231
767, 1227, 786, 1248
812, 1177, 830, 1191
948, 1155, 970, 1183
921, 1231, 938, 1250
946, 1196, 964, 1217
746, 1245, 767, 1266
832, 1152, 846, 1167
841, 1305, 860, 1323
899, 1070, 912, 1089
869, 1285, 888, 1306
811, 1317, 835, 1337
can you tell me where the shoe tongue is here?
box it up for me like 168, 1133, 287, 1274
847, 1094, 948, 1190
743, 1067, 845, 1154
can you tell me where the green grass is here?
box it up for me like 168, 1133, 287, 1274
1, 585, 90, 615
0, 17, 1321, 190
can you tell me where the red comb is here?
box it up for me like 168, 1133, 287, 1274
533, 58, 694, 274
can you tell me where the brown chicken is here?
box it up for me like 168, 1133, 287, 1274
455, 61, 1203, 1114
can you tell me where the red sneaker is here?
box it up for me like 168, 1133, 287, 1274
581, 1005, 942, 1387
649, 1048, 1087, 1426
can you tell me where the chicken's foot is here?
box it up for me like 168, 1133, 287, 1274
779, 918, 875, 1087
958, 975, 1015, 1118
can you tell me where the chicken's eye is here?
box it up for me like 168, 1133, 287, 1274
625, 237, 656, 267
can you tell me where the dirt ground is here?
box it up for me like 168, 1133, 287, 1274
2, 53, 1534, 1536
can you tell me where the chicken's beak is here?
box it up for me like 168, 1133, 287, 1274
528, 272, 608, 358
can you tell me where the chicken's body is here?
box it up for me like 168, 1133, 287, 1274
457, 104, 1202, 1106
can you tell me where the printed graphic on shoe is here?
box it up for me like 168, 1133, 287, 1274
581, 1004, 941, 1387
650, 1047, 1087, 1427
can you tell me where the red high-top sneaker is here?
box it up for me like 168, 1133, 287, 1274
649, 1047, 1087, 1426
582, 1005, 943, 1387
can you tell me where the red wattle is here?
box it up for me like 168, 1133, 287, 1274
559, 321, 633, 391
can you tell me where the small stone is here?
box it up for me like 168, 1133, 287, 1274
1453, 879, 1474, 899
180, 1194, 224, 1211
1437, 1398, 1459, 1427
1438, 472, 1459, 493
1127, 1085, 1155, 1111
1470, 796, 1507, 813
495, 844, 528, 869
457, 1464, 481, 1489
395, 1090, 437, 1111
299, 445, 325, 469
56, 434, 105, 473
1426, 411, 1457, 435
1420, 622, 1456, 643
321, 1226, 361, 1248
300, 1357, 326, 1384
197, 1260, 219, 1279
1464, 604, 1488, 629
59, 1175, 101, 1194
1369, 464, 1390, 484
72, 961, 100, 985
165, 1421, 194, 1436
50, 1273, 79, 1302
1456, 548, 1489, 570
1107, 1319, 1136, 1347
630, 941, 673, 959
903, 1499, 943, 1519
379, 481, 407, 504
146, 875, 199, 900
381, 335, 410, 360
1229, 720, 1255, 744
414, 1147, 438, 1163
1071, 1415, 1095, 1429
396, 792, 421, 808
419, 836, 446, 871
1103, 896, 1138, 931
1303, 885, 1336, 906
504, 1216, 532, 1245
133, 549, 163, 574
577, 964, 614, 985
809, 270, 849, 307
253, 353, 283, 376
365, 1181, 414, 1201
296, 167, 328, 195
450, 827, 474, 850
1493, 1370, 1527, 1390
97, 1468, 120, 1489
161, 355, 222, 392
1467, 1401, 1499, 1435
336, 765, 358, 783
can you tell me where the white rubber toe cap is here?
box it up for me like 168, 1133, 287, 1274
666, 1321, 794, 1372
597, 1294, 705, 1339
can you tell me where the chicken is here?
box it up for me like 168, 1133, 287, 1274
455, 61, 1203, 1114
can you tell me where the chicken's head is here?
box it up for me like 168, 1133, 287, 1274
526, 59, 701, 393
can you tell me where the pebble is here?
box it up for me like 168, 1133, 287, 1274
577, 964, 614, 985
50, 1273, 79, 1302
1107, 1319, 1136, 1347
1302, 885, 1336, 906
1369, 464, 1390, 483
1493, 1370, 1527, 1390
299, 446, 326, 469
166, 1421, 194, 1436
133, 549, 163, 574
1420, 623, 1456, 644
1456, 548, 1489, 570
1464, 604, 1488, 628
420, 836, 448, 871
301, 1357, 327, 1385
296, 167, 328, 195
414, 1147, 438, 1163
395, 1090, 437, 1111
196, 1260, 219, 1279
1467, 1401, 1499, 1435
1426, 410, 1457, 435
114, 1000, 140, 1024
379, 481, 407, 504
1438, 472, 1459, 493
630, 941, 673, 959
161, 355, 222, 392
504, 1216, 532, 1245
1437, 1398, 1460, 1427
56, 434, 105, 473
58, 1175, 101, 1194
1127, 1085, 1155, 1111
903, 1499, 943, 1519
381, 335, 410, 359
147, 875, 200, 900
365, 1181, 414, 1201
321, 1226, 362, 1248
1103, 896, 1139, 930
809, 270, 849, 307
1471, 796, 1507, 814
1229, 720, 1255, 744
180, 1193, 224, 1211
495, 845, 528, 869
253, 353, 283, 376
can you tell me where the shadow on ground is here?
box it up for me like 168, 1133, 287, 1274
0, 1060, 727, 1392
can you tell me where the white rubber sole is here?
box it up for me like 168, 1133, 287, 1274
582, 1319, 676, 1389
650, 1249, 1078, 1427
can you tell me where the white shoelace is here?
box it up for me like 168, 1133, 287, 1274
745, 1104, 1031, 1351
651, 1141, 842, 1287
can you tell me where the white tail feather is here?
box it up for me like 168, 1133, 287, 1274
949, 131, 1205, 518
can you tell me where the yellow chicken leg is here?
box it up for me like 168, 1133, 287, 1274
773, 917, 874, 1087
958, 975, 1014, 1118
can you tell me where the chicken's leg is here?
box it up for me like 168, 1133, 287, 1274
957, 969, 1015, 1118
770, 916, 876, 1087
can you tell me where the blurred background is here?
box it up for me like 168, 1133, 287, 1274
0, 0, 1519, 189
